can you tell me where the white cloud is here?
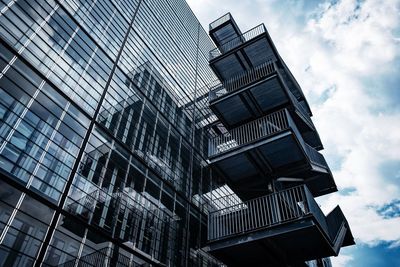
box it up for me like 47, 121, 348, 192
302, 0, 400, 249
331, 253, 354, 267
188, 0, 400, 253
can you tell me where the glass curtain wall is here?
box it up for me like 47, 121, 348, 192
0, 0, 227, 266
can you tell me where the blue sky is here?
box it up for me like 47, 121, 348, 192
187, 0, 400, 266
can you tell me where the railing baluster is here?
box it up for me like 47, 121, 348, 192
252, 121, 257, 140
286, 190, 291, 219
209, 212, 212, 240
280, 110, 284, 129
265, 195, 270, 225
280, 191, 285, 222
216, 212, 219, 239
232, 205, 237, 232
251, 120, 255, 140
247, 123, 250, 143
236, 206, 240, 234
299, 186, 305, 215
298, 186, 303, 215
223, 211, 227, 237
230, 207, 236, 234
288, 188, 295, 218
211, 213, 214, 240
278, 110, 282, 129
268, 114, 273, 132
272, 192, 276, 223
272, 113, 276, 131
208, 212, 216, 240
282, 110, 286, 128
232, 207, 236, 235
243, 204, 248, 232
293, 187, 299, 217
210, 213, 213, 240
218, 212, 222, 239
296, 187, 301, 216
281, 191, 287, 221
238, 205, 242, 234
227, 210, 231, 236
246, 201, 251, 231
247, 203, 251, 232
225, 211, 229, 236
291, 187, 301, 217
301, 186, 307, 214
258, 198, 264, 227
279, 191, 285, 221
245, 124, 249, 143
253, 199, 259, 229
251, 199, 256, 229
253, 199, 259, 228
276, 110, 281, 129
275, 192, 281, 223
255, 199, 260, 228
217, 213, 220, 239
288, 189, 294, 218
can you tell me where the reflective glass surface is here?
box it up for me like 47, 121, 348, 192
0, 0, 222, 266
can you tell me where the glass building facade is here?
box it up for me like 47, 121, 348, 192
0, 0, 223, 266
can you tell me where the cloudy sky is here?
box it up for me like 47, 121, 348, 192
187, 0, 400, 266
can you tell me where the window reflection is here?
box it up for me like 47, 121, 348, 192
0, 0, 222, 265
0, 193, 54, 267
0, 54, 89, 203
98, 63, 195, 194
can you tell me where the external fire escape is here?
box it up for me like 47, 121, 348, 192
205, 13, 354, 266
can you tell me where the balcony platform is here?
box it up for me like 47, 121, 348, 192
210, 24, 275, 81
204, 186, 355, 266
208, 61, 323, 150
209, 21, 312, 116
208, 109, 336, 197
209, 13, 242, 47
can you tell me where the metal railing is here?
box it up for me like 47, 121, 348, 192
210, 24, 267, 60
208, 185, 330, 241
58, 247, 133, 267
212, 193, 243, 207
208, 109, 290, 157
304, 143, 328, 169
58, 247, 109, 267
209, 13, 232, 30
209, 60, 276, 101
286, 85, 314, 128
326, 206, 347, 243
